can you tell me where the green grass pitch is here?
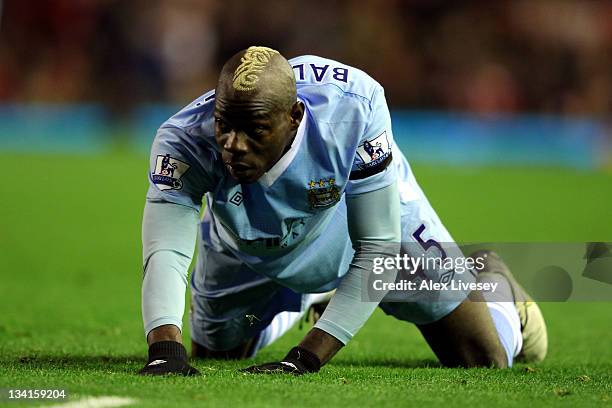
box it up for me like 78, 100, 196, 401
0, 151, 610, 407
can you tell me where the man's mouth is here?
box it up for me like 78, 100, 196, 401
226, 161, 250, 170
228, 162, 251, 171
225, 161, 255, 180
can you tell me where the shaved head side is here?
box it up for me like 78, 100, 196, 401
218, 46, 297, 112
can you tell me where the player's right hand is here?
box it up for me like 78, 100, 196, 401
138, 341, 200, 376
138, 357, 199, 376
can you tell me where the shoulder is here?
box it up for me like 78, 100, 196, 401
162, 89, 216, 135
290, 55, 384, 123
154, 89, 219, 157
151, 90, 222, 184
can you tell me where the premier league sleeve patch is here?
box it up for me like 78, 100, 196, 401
151, 154, 190, 191
350, 131, 393, 180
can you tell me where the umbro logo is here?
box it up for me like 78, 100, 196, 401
230, 191, 243, 206
280, 361, 298, 370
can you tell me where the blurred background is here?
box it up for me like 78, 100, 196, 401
0, 0, 610, 167
1, 2, 611, 393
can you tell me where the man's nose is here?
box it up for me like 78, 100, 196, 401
224, 130, 248, 154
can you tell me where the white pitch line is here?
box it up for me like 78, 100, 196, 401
42, 396, 137, 408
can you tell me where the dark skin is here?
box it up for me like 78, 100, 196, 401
418, 291, 508, 368
147, 50, 507, 370
213, 93, 304, 184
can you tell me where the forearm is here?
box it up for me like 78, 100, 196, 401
141, 201, 199, 340
309, 182, 401, 362
142, 250, 191, 339
310, 240, 399, 363
313, 243, 381, 344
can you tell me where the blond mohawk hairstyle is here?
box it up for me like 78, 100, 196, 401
232, 46, 280, 91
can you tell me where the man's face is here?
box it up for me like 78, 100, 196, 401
214, 92, 300, 183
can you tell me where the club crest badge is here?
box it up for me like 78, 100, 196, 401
151, 154, 190, 191
307, 178, 340, 209
356, 131, 391, 168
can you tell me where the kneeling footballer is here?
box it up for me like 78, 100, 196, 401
139, 46, 547, 375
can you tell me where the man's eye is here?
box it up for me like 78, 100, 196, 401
252, 126, 267, 136
215, 119, 230, 132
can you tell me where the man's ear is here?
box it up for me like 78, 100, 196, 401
289, 101, 305, 130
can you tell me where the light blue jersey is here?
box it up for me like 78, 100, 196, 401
142, 55, 468, 350
147, 55, 403, 293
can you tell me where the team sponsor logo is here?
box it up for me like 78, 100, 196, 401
307, 178, 340, 209
356, 131, 391, 169
151, 154, 190, 191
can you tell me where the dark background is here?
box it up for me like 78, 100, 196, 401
2, 0, 611, 116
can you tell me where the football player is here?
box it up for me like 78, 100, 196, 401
138, 47, 547, 376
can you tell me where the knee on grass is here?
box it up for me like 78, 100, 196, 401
191, 339, 255, 360
441, 342, 508, 369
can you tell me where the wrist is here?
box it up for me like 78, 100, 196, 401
282, 346, 321, 373
148, 340, 188, 362
298, 327, 344, 365
147, 324, 182, 345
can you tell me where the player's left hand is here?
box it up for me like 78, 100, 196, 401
242, 346, 321, 375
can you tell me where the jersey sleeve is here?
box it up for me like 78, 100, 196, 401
141, 201, 199, 336
146, 125, 217, 210
345, 86, 397, 195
